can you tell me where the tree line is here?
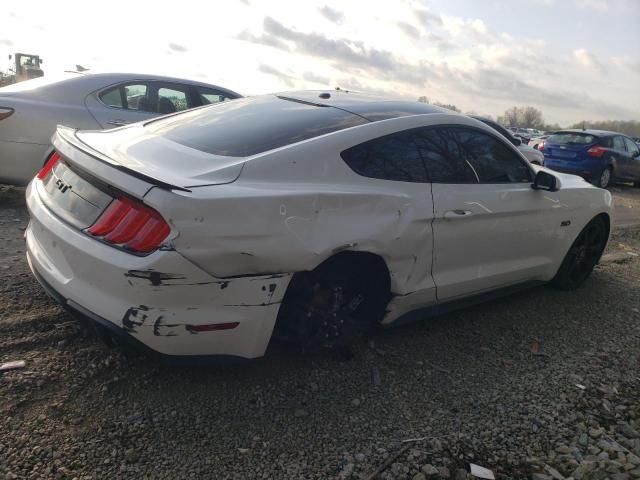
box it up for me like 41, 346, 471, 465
418, 97, 640, 137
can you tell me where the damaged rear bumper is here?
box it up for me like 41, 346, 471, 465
27, 263, 239, 365
25, 182, 293, 360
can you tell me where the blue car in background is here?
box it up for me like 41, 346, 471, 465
543, 129, 640, 188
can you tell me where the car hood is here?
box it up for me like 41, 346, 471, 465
74, 124, 246, 188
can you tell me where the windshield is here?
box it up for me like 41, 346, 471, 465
146, 95, 369, 157
548, 132, 598, 145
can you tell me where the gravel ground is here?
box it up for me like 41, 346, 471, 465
1, 184, 640, 480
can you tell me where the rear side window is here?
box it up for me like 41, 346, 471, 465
548, 132, 597, 145
100, 87, 123, 108
146, 96, 369, 157
341, 132, 428, 183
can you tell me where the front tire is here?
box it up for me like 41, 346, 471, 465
551, 216, 608, 290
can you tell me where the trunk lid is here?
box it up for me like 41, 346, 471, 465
74, 124, 246, 188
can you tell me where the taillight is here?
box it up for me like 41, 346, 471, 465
538, 142, 545, 152
587, 145, 606, 157
37, 152, 62, 180
0, 107, 14, 121
87, 197, 170, 254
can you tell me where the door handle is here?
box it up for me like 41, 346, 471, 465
106, 120, 129, 127
443, 209, 473, 219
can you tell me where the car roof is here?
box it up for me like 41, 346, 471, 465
277, 90, 450, 121
553, 129, 620, 137
0, 71, 242, 99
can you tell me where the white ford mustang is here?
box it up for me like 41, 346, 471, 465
25, 91, 612, 361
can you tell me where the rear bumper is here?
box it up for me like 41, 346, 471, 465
25, 180, 292, 360
544, 161, 596, 180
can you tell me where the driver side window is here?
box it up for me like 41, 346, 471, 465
415, 127, 532, 184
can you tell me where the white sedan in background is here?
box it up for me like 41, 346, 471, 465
0, 72, 241, 185
26, 91, 612, 361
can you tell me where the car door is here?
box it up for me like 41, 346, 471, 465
340, 130, 437, 304
623, 137, 640, 180
611, 135, 631, 178
415, 125, 566, 301
85, 82, 158, 128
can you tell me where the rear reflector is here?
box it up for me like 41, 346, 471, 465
185, 322, 240, 333
0, 107, 14, 121
587, 145, 606, 157
87, 196, 170, 254
37, 152, 61, 180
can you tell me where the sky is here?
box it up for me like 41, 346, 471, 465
1, 0, 639, 125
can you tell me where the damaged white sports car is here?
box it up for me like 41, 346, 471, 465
26, 91, 612, 361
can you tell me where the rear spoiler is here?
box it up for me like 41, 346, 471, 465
54, 125, 191, 193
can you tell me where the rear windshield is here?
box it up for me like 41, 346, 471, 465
548, 132, 598, 145
145, 95, 369, 157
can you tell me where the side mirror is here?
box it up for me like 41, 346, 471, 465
532, 170, 559, 192
512, 137, 522, 146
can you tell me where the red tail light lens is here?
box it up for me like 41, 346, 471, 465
37, 152, 62, 180
87, 197, 170, 254
0, 107, 14, 121
587, 145, 606, 157
538, 142, 544, 152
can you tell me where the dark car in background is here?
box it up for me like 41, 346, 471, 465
543, 130, 640, 188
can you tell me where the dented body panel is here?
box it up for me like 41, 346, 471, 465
26, 182, 291, 358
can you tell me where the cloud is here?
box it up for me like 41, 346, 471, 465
612, 56, 640, 74
573, 48, 605, 73
236, 30, 291, 50
318, 5, 344, 24
396, 22, 421, 40
259, 16, 431, 87
258, 64, 295, 87
574, 0, 608, 11
413, 8, 443, 27
168, 42, 188, 53
303, 71, 331, 85
234, 11, 630, 123
0, 39, 12, 47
